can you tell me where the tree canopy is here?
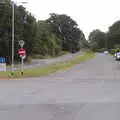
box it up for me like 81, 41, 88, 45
107, 20, 120, 48
0, 1, 36, 63
88, 20, 120, 51
0, 1, 89, 64
88, 29, 107, 51
46, 13, 87, 53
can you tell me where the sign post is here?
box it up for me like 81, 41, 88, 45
21, 56, 24, 75
18, 40, 25, 48
18, 40, 26, 76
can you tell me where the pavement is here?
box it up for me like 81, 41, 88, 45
1, 53, 120, 119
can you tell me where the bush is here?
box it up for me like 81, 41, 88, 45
109, 49, 115, 55
85, 49, 93, 53
109, 48, 120, 55
96, 48, 106, 53
114, 44, 120, 49
96, 49, 104, 53
31, 54, 45, 59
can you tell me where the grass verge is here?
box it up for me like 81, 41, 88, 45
0, 51, 95, 79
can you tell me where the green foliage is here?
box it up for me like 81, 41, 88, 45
107, 21, 120, 48
113, 44, 120, 49
0, 1, 88, 64
109, 49, 115, 55
32, 21, 62, 57
0, 52, 95, 78
96, 48, 106, 53
46, 13, 87, 53
89, 41, 98, 51
0, 1, 36, 64
109, 47, 120, 55
88, 29, 107, 51
88, 20, 120, 51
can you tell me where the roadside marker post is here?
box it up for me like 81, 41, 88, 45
18, 40, 26, 76
18, 40, 25, 48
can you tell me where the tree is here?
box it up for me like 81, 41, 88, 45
0, 1, 36, 63
46, 13, 84, 53
32, 21, 61, 57
0, 0, 13, 63
0, 1, 87, 64
79, 32, 88, 48
107, 20, 120, 48
88, 29, 107, 50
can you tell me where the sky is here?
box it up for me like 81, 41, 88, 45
14, 0, 120, 39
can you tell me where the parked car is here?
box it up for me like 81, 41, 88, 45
104, 51, 108, 55
115, 52, 120, 61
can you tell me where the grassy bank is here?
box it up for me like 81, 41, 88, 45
0, 51, 95, 79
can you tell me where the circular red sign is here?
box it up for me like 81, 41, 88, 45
18, 48, 26, 56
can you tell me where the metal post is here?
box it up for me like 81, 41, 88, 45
11, 1, 14, 75
105, 34, 108, 50
21, 57, 24, 76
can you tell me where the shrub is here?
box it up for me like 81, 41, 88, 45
96, 48, 106, 53
109, 48, 120, 55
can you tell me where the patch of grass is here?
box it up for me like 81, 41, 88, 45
0, 51, 95, 79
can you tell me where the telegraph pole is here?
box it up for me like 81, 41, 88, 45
11, 1, 14, 76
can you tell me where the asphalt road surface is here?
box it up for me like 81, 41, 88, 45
1, 53, 120, 120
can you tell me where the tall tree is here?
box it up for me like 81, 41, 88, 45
107, 20, 120, 48
88, 29, 107, 50
0, 0, 12, 63
46, 13, 83, 53
0, 0, 36, 63
32, 21, 61, 56
0, 1, 87, 64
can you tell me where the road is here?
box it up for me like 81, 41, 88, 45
1, 53, 120, 120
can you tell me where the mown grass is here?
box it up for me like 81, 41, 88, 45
0, 51, 95, 79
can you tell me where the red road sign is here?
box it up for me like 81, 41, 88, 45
18, 48, 26, 56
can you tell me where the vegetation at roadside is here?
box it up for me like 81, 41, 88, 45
0, 51, 95, 79
88, 21, 120, 53
0, 0, 88, 65
1, 1, 120, 67
30, 51, 69, 59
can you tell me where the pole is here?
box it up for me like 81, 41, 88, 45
11, 1, 14, 76
21, 57, 24, 76
105, 35, 108, 50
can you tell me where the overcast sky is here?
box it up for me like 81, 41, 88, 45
14, 0, 120, 39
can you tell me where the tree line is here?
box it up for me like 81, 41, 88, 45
0, 0, 88, 64
88, 20, 120, 52
1, 0, 120, 64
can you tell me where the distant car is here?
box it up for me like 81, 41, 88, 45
104, 51, 108, 55
115, 52, 120, 61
